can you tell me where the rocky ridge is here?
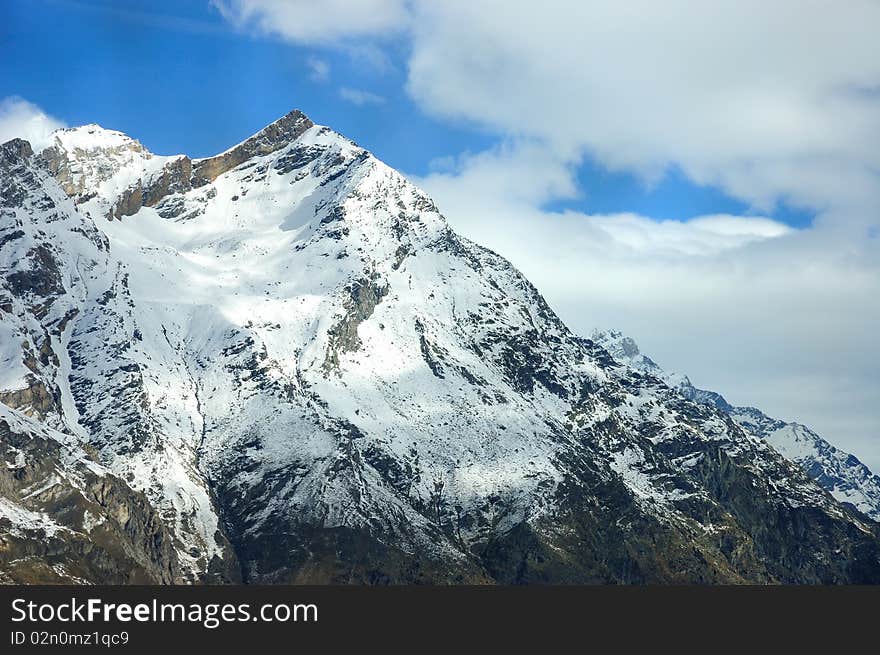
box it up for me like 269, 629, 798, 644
1, 112, 879, 584
592, 329, 880, 523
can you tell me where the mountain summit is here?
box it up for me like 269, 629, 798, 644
1, 112, 879, 584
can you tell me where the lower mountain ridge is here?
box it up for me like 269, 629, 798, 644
593, 329, 880, 524
1, 111, 879, 584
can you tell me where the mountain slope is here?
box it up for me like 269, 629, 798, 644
592, 329, 880, 523
2, 112, 879, 584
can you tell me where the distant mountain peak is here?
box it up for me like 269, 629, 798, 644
592, 328, 641, 357
592, 329, 880, 522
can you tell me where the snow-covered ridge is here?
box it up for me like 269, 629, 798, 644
2, 112, 880, 583
51, 123, 143, 153
37, 109, 314, 223
592, 329, 880, 522
42, 123, 170, 199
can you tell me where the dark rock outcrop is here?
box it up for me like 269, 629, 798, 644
191, 109, 313, 186
0, 417, 182, 584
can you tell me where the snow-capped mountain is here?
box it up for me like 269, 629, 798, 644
2, 111, 879, 584
592, 329, 880, 523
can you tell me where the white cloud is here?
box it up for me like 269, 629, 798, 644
424, 140, 579, 206
406, 1, 880, 217
212, 0, 409, 44
306, 56, 330, 82
586, 214, 792, 256
0, 96, 66, 151
217, 1, 880, 218
339, 87, 385, 106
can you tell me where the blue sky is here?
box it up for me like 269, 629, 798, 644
1, 0, 810, 225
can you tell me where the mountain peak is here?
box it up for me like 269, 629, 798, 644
204, 108, 313, 160
249, 108, 313, 149
189, 108, 314, 185
29, 109, 319, 221
591, 329, 641, 357
41, 109, 312, 163
592, 328, 880, 522
47, 123, 150, 156
36, 124, 159, 203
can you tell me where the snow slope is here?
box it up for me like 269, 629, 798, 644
2, 113, 879, 583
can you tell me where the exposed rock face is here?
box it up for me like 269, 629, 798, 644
106, 155, 195, 221
0, 376, 58, 420
593, 329, 880, 523
323, 276, 389, 372
0, 409, 182, 584
1, 138, 33, 163
44, 110, 315, 222
1, 133, 240, 584
40, 126, 152, 200
1, 111, 879, 585
190, 109, 313, 185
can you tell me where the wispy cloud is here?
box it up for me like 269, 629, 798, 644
48, 0, 232, 36
0, 96, 66, 151
306, 56, 330, 82
213, 0, 409, 44
339, 87, 385, 106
